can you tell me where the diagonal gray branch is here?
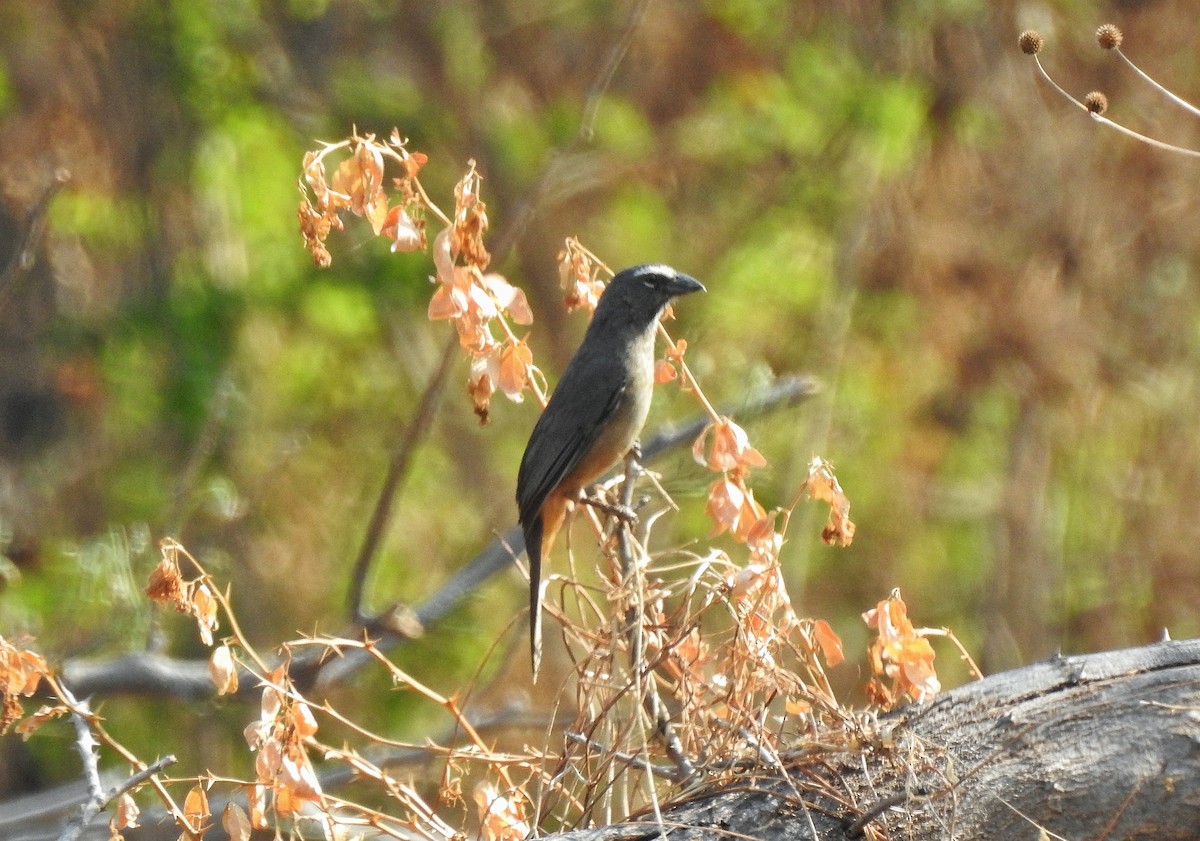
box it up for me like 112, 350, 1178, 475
57, 374, 816, 699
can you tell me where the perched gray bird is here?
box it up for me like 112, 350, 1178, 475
517, 263, 705, 677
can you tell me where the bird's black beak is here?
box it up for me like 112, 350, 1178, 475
668, 273, 706, 297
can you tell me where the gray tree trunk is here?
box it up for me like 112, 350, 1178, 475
549, 639, 1200, 840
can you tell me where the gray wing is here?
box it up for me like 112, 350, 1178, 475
517, 351, 627, 528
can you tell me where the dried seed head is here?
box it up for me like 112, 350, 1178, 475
1018, 30, 1044, 55
1096, 24, 1123, 50
1084, 91, 1109, 115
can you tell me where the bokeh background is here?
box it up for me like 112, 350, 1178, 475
2, 0, 1200, 799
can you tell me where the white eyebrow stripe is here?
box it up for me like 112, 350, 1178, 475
630, 263, 674, 281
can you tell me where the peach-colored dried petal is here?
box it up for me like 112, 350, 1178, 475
247, 785, 269, 829
210, 644, 238, 695
654, 359, 678, 384
114, 792, 141, 829
812, 619, 844, 667
222, 802, 251, 841
290, 701, 318, 740
432, 228, 454, 281
468, 281, 498, 320
507, 288, 533, 325
428, 283, 467, 321
190, 584, 218, 646
382, 206, 424, 252
498, 341, 533, 400
704, 476, 743, 537
183, 785, 210, 824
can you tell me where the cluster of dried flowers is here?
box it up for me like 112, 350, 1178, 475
0, 634, 48, 732
298, 129, 430, 268
148, 541, 327, 832
863, 589, 941, 705
298, 132, 537, 422
145, 538, 219, 645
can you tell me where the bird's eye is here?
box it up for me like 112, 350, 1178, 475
641, 280, 656, 290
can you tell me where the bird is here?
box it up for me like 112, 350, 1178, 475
516, 263, 705, 677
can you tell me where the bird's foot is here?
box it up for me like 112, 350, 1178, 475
581, 495, 638, 525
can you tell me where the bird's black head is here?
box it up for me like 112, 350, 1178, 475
592, 264, 705, 329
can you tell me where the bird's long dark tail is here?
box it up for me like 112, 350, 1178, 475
525, 516, 544, 681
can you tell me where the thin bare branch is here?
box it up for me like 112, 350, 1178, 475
0, 168, 69, 311
347, 331, 459, 625
57, 755, 178, 841
1113, 48, 1200, 119
53, 376, 816, 701
615, 448, 695, 784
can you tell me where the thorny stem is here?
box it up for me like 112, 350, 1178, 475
322, 790, 455, 840
46, 675, 197, 839
307, 135, 453, 228
322, 638, 526, 791
59, 756, 179, 841
64, 690, 103, 804
270, 647, 542, 763
235, 636, 542, 838
167, 539, 272, 675
920, 627, 984, 681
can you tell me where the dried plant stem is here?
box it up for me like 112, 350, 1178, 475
920, 627, 985, 681
0, 168, 69, 309
657, 324, 722, 424
564, 732, 683, 781
65, 692, 103, 805
57, 754, 178, 841
47, 676, 197, 838
347, 331, 459, 624
1030, 55, 1084, 113
1031, 55, 1200, 159
166, 540, 271, 674
616, 450, 696, 785
1086, 112, 1200, 158
1113, 48, 1200, 119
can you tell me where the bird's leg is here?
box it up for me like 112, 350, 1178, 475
579, 494, 638, 524
581, 443, 645, 524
